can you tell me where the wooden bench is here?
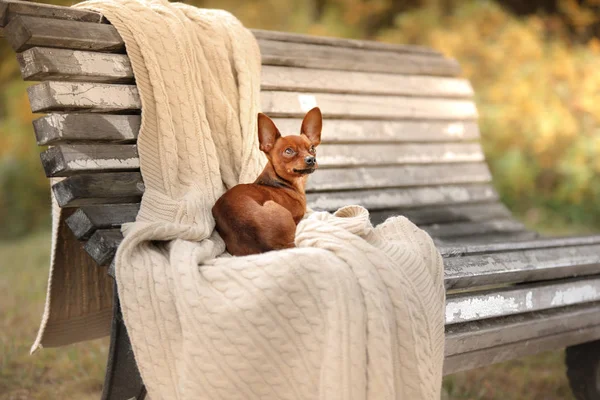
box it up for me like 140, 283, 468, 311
3, 1, 600, 399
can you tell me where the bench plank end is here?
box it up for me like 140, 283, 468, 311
84, 229, 122, 266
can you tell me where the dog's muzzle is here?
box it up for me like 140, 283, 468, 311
293, 167, 316, 175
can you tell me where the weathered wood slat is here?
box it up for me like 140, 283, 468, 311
439, 230, 540, 245
80, 231, 600, 295
3, 22, 456, 76
441, 235, 600, 258
52, 172, 496, 209
370, 202, 512, 226
66, 203, 139, 240
0, 6, 425, 59
18, 47, 133, 83
309, 164, 491, 191
65, 202, 496, 245
0, 6, 433, 53
422, 218, 525, 239
301, 142, 486, 167
444, 324, 600, 375
2, 16, 457, 75
4, 15, 123, 53
33, 114, 140, 145
56, 169, 497, 246
40, 144, 139, 177
27, 81, 139, 113
444, 243, 600, 290
307, 184, 498, 211
258, 39, 461, 76
33, 114, 480, 145
251, 29, 439, 56
278, 119, 480, 143
262, 66, 472, 97
84, 229, 123, 266
25, 81, 477, 120
58, 165, 492, 237
310, 141, 485, 166
108, 258, 116, 278
39, 143, 485, 177
81, 233, 600, 319
0, 0, 104, 27
70, 209, 600, 292
445, 302, 600, 358
263, 91, 477, 120
52, 172, 144, 207
445, 277, 600, 325
17, 48, 471, 97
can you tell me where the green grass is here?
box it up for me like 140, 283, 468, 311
0, 227, 589, 399
442, 351, 575, 400
0, 230, 108, 400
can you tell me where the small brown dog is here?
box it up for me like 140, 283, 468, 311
212, 107, 322, 256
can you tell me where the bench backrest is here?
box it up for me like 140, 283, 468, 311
2, 0, 531, 268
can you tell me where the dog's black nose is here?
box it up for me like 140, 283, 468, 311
305, 156, 316, 166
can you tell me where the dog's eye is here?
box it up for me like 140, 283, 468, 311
284, 148, 295, 155
309, 146, 316, 155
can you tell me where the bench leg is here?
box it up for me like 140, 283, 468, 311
101, 285, 146, 400
566, 340, 600, 400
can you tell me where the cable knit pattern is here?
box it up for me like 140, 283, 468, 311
73, 1, 446, 398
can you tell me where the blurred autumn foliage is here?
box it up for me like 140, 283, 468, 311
1, 0, 600, 238
379, 1, 600, 229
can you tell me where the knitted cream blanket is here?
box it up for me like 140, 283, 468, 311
36, 0, 446, 398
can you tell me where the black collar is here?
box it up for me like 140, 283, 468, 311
256, 171, 294, 190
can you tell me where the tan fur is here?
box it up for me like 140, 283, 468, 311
212, 107, 322, 256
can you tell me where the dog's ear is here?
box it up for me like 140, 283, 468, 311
258, 113, 281, 153
301, 107, 322, 146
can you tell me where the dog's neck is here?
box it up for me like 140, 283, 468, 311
255, 162, 307, 195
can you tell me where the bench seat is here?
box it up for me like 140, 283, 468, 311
2, 1, 600, 399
